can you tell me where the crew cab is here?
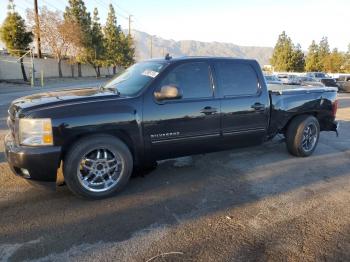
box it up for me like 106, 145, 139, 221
4, 57, 339, 199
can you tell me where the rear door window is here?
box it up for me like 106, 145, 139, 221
215, 62, 259, 97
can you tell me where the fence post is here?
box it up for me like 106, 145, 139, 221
30, 48, 35, 87
30, 69, 34, 87
41, 70, 44, 87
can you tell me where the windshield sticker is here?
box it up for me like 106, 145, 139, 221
142, 70, 159, 78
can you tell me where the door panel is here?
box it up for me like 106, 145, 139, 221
142, 62, 221, 160
214, 61, 269, 148
220, 95, 268, 147
143, 99, 221, 159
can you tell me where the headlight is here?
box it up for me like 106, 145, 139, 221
19, 118, 53, 146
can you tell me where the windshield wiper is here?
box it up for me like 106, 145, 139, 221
105, 86, 120, 95
99, 84, 120, 95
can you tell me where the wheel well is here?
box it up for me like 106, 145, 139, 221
282, 113, 320, 134
60, 131, 137, 165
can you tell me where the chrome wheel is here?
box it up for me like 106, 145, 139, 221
301, 123, 317, 152
77, 148, 123, 193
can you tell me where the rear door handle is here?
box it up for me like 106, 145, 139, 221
251, 103, 265, 111
200, 106, 218, 115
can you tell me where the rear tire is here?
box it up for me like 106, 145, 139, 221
63, 135, 133, 199
286, 115, 320, 157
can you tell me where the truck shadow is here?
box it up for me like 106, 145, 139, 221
0, 120, 349, 261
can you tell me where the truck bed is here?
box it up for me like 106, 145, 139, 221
268, 84, 338, 94
267, 84, 338, 137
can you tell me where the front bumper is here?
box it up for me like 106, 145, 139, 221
4, 133, 61, 182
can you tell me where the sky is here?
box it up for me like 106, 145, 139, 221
0, 0, 349, 51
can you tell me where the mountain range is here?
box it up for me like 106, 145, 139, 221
131, 30, 273, 65
0, 30, 274, 65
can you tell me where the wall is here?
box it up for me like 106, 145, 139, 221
0, 54, 114, 80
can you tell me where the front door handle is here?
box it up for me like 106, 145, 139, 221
251, 103, 265, 111
200, 106, 218, 115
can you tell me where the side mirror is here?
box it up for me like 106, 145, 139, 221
154, 85, 182, 101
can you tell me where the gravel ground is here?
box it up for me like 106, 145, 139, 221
0, 91, 349, 262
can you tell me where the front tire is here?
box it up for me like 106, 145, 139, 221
286, 115, 320, 157
63, 135, 133, 199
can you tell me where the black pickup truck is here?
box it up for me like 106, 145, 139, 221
4, 57, 339, 199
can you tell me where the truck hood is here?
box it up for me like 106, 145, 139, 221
9, 87, 119, 117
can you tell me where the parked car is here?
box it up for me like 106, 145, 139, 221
306, 72, 329, 79
298, 76, 324, 87
265, 75, 283, 85
4, 57, 339, 199
305, 72, 338, 88
337, 75, 350, 92
320, 78, 338, 88
277, 74, 301, 85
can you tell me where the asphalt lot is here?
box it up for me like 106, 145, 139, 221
0, 84, 349, 261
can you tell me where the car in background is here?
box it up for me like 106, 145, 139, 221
277, 74, 301, 85
306, 72, 330, 79
337, 75, 350, 92
265, 75, 283, 85
305, 72, 338, 88
320, 78, 338, 88
299, 76, 324, 87
305, 72, 338, 87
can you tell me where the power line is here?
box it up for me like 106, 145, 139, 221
15, 5, 28, 12
112, 0, 133, 17
41, 0, 64, 12
24, 0, 64, 12
93, 0, 129, 21
18, 0, 33, 10
21, 0, 140, 32
96, 0, 132, 16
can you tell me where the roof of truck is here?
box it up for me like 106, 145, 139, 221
144, 56, 258, 63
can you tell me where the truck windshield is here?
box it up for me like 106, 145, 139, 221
102, 62, 166, 96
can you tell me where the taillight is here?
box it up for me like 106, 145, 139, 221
332, 100, 338, 117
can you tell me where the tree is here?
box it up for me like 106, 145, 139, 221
270, 31, 293, 71
64, 0, 92, 76
120, 34, 135, 68
90, 8, 105, 77
0, 0, 33, 81
270, 31, 304, 72
323, 48, 345, 73
290, 44, 305, 72
343, 44, 350, 73
104, 4, 122, 74
318, 37, 331, 71
27, 7, 82, 77
115, 33, 135, 69
305, 41, 321, 72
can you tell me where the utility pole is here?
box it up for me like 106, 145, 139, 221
128, 15, 133, 36
34, 0, 42, 58
150, 35, 153, 59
